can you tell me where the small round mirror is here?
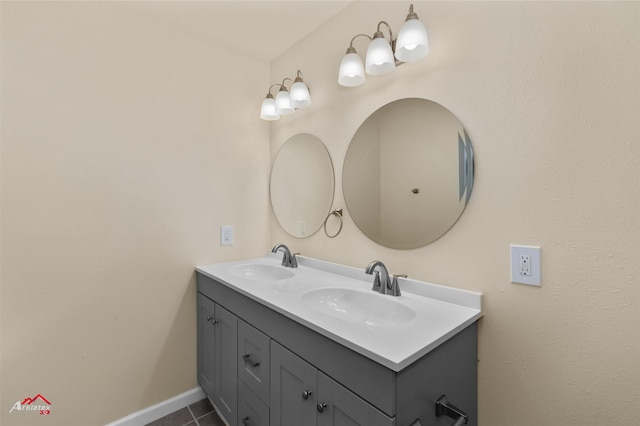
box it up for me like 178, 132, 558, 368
271, 133, 334, 238
342, 98, 474, 249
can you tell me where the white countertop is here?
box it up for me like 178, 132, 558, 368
196, 254, 482, 372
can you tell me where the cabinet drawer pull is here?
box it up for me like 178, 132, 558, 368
242, 354, 260, 368
302, 390, 312, 400
317, 402, 328, 413
242, 416, 251, 426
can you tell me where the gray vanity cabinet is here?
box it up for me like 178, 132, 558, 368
197, 272, 478, 426
197, 293, 238, 426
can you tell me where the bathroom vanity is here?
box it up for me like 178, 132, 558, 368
196, 255, 482, 426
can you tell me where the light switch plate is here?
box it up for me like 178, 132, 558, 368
510, 245, 541, 286
221, 225, 234, 246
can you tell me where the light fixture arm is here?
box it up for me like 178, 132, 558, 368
375, 21, 393, 43
280, 77, 293, 90
346, 33, 373, 54
266, 83, 282, 98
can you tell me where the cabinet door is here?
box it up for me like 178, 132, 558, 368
271, 341, 317, 426
317, 372, 395, 426
238, 381, 270, 426
197, 294, 216, 399
238, 320, 271, 404
214, 304, 238, 426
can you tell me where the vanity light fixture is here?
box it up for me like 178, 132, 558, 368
366, 21, 396, 76
338, 4, 429, 87
338, 34, 370, 87
395, 4, 430, 62
260, 85, 280, 121
260, 70, 311, 121
289, 70, 312, 109
275, 79, 295, 116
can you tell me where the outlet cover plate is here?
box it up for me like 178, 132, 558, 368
510, 245, 541, 286
221, 225, 234, 246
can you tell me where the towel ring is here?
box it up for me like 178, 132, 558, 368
323, 208, 343, 238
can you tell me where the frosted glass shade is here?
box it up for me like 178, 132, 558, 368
395, 19, 429, 62
275, 90, 294, 115
260, 97, 279, 121
290, 81, 311, 108
365, 37, 395, 75
338, 52, 366, 87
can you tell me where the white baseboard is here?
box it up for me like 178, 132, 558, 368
104, 386, 206, 426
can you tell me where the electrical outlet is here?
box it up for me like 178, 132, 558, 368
298, 221, 307, 237
220, 225, 234, 246
519, 254, 531, 276
510, 245, 541, 286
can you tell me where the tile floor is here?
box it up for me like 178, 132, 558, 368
144, 398, 225, 426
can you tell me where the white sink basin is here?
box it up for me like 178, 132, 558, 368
228, 264, 294, 281
301, 288, 416, 328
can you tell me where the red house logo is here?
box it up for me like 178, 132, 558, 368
21, 394, 51, 406
9, 393, 51, 415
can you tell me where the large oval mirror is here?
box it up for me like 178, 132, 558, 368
271, 133, 335, 238
343, 98, 474, 249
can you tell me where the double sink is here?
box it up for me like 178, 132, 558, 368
197, 254, 482, 371
228, 263, 415, 328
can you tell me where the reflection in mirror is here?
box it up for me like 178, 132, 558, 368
271, 134, 335, 238
343, 98, 474, 249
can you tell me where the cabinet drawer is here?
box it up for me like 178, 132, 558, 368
238, 320, 271, 404
238, 381, 269, 426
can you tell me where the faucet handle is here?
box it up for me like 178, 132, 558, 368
371, 271, 381, 292
291, 253, 300, 268
391, 274, 407, 296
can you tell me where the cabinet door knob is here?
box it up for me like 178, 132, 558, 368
242, 416, 251, 426
242, 354, 260, 368
317, 402, 328, 413
206, 316, 219, 325
302, 390, 312, 400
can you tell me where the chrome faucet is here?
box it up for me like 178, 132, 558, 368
366, 261, 391, 294
271, 244, 298, 268
365, 260, 406, 296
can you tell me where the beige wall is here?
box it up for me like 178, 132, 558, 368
270, 2, 639, 425
0, 2, 269, 425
